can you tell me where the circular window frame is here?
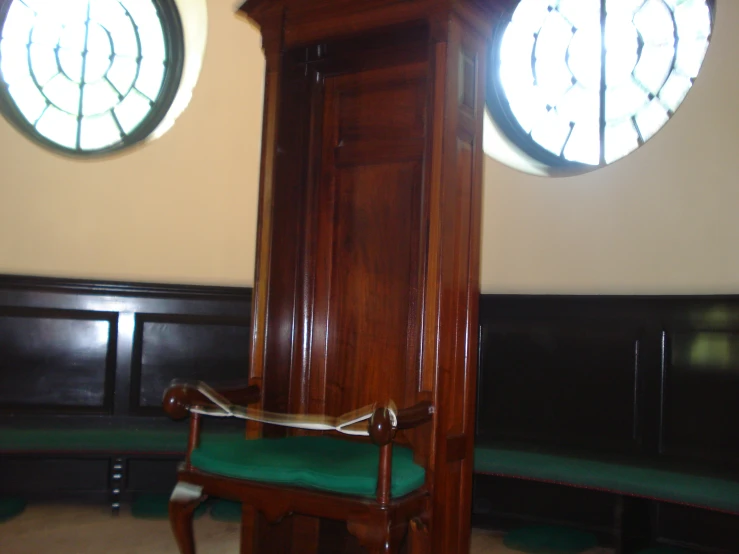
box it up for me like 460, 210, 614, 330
485, 0, 716, 174
0, 0, 186, 158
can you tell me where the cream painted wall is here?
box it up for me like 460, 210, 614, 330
480, 2, 739, 295
0, 1, 264, 286
1, 2, 736, 294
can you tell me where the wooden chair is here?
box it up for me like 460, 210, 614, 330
163, 380, 433, 553
161, 1, 508, 551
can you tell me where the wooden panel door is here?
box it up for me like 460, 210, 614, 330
307, 63, 428, 423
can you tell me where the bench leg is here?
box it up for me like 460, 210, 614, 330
110, 457, 125, 515
615, 495, 654, 554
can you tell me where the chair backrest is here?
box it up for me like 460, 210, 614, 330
247, 27, 433, 458
242, 1, 500, 550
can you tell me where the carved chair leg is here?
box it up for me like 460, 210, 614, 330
408, 517, 430, 554
169, 496, 205, 554
240, 504, 258, 554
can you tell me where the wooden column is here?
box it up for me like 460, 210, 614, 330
423, 6, 493, 553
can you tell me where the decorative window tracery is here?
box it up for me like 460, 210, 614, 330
488, 0, 714, 170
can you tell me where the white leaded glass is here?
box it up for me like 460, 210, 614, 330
492, 0, 713, 168
0, 0, 182, 154
604, 119, 640, 164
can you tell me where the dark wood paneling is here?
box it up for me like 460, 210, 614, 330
661, 330, 739, 466
0, 274, 251, 502
3, 275, 739, 553
477, 324, 644, 453
132, 315, 250, 414
0, 308, 116, 414
474, 294, 739, 553
0, 457, 110, 494
0, 274, 251, 427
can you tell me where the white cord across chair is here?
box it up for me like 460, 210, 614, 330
177, 380, 398, 437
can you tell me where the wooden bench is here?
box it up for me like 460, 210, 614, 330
474, 445, 739, 552
0, 276, 252, 511
0, 427, 194, 510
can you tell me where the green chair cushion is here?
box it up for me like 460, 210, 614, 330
474, 447, 739, 513
191, 434, 425, 499
0, 428, 190, 453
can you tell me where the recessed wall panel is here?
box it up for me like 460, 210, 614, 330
0, 309, 114, 412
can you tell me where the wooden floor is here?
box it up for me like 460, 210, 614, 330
0, 503, 521, 554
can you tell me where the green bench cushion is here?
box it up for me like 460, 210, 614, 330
474, 447, 739, 514
0, 428, 190, 453
191, 434, 426, 499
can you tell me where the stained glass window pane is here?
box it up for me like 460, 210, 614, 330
604, 16, 639, 87
0, 0, 182, 154
35, 105, 78, 148
675, 38, 710, 78
510, 0, 550, 33
135, 58, 165, 100
114, 90, 151, 133
535, 12, 574, 104
57, 22, 87, 52
124, 1, 165, 60
29, 45, 59, 86
674, 0, 712, 40
604, 120, 640, 164
567, 25, 602, 90
508, 86, 548, 134
90, 0, 138, 57
499, 25, 535, 88
635, 100, 669, 142
531, 108, 572, 156
606, 0, 644, 18
2, 1, 34, 42
30, 16, 62, 48
1, 41, 31, 86
42, 74, 81, 114
8, 81, 47, 123
107, 56, 138, 95
57, 49, 84, 83
633, 44, 675, 94
659, 72, 693, 112
557, 0, 599, 31
564, 121, 600, 165
55, 0, 91, 24
606, 80, 649, 124
557, 85, 598, 128
84, 24, 113, 83
634, 0, 675, 46
80, 112, 122, 149
82, 79, 120, 116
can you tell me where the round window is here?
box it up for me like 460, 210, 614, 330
0, 0, 184, 156
486, 0, 714, 174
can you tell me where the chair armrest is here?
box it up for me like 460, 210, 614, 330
396, 401, 434, 430
368, 401, 434, 446
162, 379, 261, 420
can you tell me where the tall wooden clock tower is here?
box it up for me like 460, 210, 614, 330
237, 1, 512, 551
